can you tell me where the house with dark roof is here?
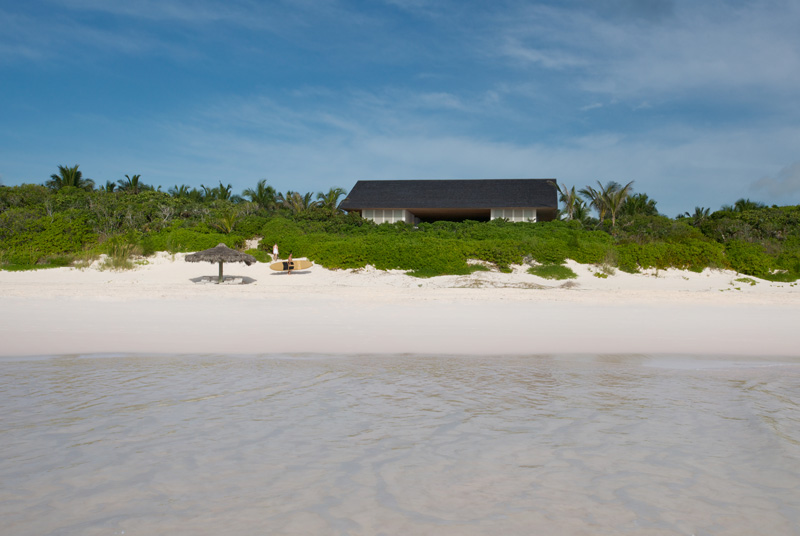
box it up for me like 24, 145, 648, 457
339, 179, 558, 224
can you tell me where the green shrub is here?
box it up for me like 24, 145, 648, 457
2, 185, 798, 281
236, 214, 270, 237
465, 240, 523, 271
245, 248, 272, 263
258, 218, 305, 247
0, 207, 48, 242
615, 240, 727, 273
208, 207, 242, 234
0, 183, 51, 211
44, 254, 75, 267
616, 215, 704, 243
0, 211, 97, 264
1, 263, 66, 271
724, 240, 774, 278
141, 227, 244, 254
528, 263, 578, 280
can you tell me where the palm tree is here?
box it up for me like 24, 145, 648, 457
619, 193, 658, 217
580, 180, 634, 227
187, 187, 205, 202
550, 181, 579, 221
100, 180, 117, 193
211, 208, 241, 234
572, 200, 592, 225
281, 191, 315, 214
201, 182, 234, 201
46, 164, 95, 191
603, 181, 635, 227
243, 179, 278, 211
579, 183, 606, 223
169, 184, 191, 198
316, 187, 347, 215
733, 198, 766, 212
683, 206, 710, 226
118, 174, 144, 194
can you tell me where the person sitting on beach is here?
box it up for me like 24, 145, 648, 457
272, 243, 279, 262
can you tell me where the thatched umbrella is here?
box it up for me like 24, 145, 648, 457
185, 243, 257, 283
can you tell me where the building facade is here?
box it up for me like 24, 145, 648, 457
340, 179, 559, 224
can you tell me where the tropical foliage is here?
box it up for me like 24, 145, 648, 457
528, 263, 578, 280
242, 179, 278, 211
1, 165, 798, 281
117, 174, 154, 194
45, 165, 95, 191
580, 180, 635, 227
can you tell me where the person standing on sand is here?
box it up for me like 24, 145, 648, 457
287, 253, 293, 275
272, 243, 279, 262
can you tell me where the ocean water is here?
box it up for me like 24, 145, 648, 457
1, 354, 799, 536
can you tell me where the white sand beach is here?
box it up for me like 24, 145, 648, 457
1, 253, 798, 359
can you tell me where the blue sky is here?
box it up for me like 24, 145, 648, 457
1, 0, 799, 217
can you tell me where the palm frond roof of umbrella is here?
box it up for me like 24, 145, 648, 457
185, 243, 257, 265
185, 243, 257, 283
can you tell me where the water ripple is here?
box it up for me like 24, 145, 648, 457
1, 354, 799, 535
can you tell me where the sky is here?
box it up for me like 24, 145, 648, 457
1, 0, 799, 217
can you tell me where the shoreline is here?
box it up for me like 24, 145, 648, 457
4, 352, 799, 373
1, 254, 799, 359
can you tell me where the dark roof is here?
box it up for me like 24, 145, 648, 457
339, 179, 558, 210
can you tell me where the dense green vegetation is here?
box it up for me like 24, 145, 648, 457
527, 263, 578, 280
1, 167, 798, 281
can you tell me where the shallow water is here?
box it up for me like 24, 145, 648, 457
1, 354, 799, 535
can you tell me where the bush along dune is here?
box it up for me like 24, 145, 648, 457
1, 175, 798, 281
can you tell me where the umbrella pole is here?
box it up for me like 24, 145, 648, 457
218, 261, 224, 283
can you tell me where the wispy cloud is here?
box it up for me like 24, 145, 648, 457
501, 41, 587, 70
600, 4, 800, 98
0, 4, 199, 63
580, 103, 604, 112
492, 0, 800, 102
4, 93, 795, 216
49, 0, 274, 26
751, 162, 800, 198
4, 1, 382, 64
133, 83, 800, 215
3, 0, 799, 217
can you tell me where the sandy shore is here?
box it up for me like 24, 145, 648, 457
1, 253, 799, 359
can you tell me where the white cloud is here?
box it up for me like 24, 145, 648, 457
3, 0, 798, 219
414, 92, 466, 111
5, 0, 385, 64
137, 88, 800, 216
5, 100, 796, 217
501, 41, 587, 70
0, 4, 197, 63
494, 0, 800, 101
580, 103, 604, 112
751, 162, 800, 198
381, 0, 447, 16
0, 42, 43, 62
49, 0, 267, 25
